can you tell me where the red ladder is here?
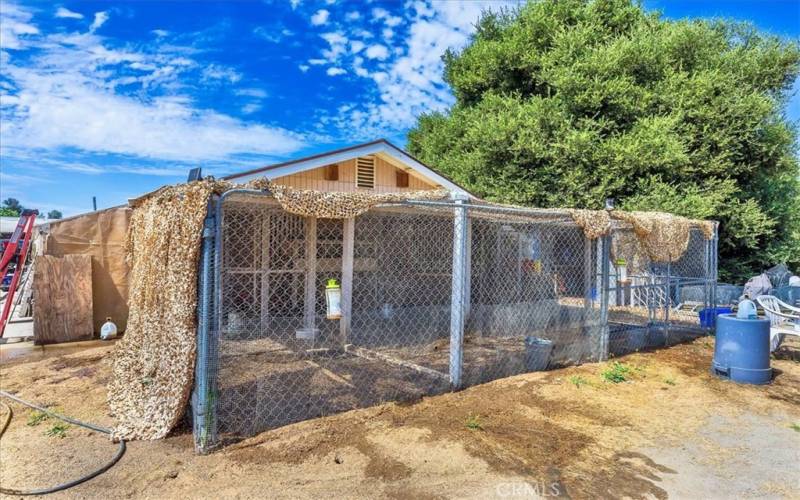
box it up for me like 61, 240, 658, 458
0, 211, 37, 337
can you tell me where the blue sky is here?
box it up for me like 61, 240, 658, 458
1, 0, 798, 216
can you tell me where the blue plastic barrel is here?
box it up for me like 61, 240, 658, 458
524, 337, 553, 371
699, 307, 733, 328
712, 314, 771, 385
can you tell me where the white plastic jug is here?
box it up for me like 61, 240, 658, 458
100, 317, 118, 340
736, 299, 758, 320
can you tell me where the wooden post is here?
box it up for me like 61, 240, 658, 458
339, 217, 355, 346
304, 217, 317, 330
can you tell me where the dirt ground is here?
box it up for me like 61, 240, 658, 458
1, 336, 798, 499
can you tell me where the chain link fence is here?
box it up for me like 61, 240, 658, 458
192, 192, 717, 452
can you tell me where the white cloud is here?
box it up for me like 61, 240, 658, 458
241, 102, 262, 114
0, 3, 39, 50
321, 32, 347, 45
254, 26, 289, 43
350, 40, 365, 53
326, 67, 346, 76
152, 29, 169, 37
201, 64, 242, 83
320, 31, 348, 62
298, 64, 310, 72
55, 7, 83, 19
310, 9, 329, 26
0, 3, 307, 165
384, 15, 402, 28
89, 11, 109, 32
321, 0, 519, 139
308, 58, 326, 65
290, 0, 301, 9
371, 8, 389, 21
364, 44, 388, 60
2, 82, 302, 161
234, 88, 268, 98
345, 11, 360, 21
352, 28, 373, 39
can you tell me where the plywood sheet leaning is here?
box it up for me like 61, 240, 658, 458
33, 255, 94, 345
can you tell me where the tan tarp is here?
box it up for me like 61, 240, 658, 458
43, 206, 131, 333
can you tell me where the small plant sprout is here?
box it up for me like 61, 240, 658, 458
601, 362, 631, 383
45, 422, 69, 438
790, 423, 800, 433
664, 377, 676, 386
569, 375, 588, 388
27, 410, 49, 427
465, 414, 482, 431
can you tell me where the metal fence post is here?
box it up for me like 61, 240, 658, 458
193, 200, 217, 453
598, 233, 611, 360
449, 194, 468, 389
711, 222, 719, 313
664, 261, 671, 344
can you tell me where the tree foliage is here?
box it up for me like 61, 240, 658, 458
1, 198, 23, 216
47, 210, 63, 219
407, 0, 800, 282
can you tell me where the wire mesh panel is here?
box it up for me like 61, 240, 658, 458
606, 225, 713, 357
198, 193, 719, 450
464, 209, 601, 386
347, 207, 454, 396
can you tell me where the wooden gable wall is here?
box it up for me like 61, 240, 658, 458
270, 156, 437, 193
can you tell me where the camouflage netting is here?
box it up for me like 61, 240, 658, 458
611, 211, 695, 263
267, 182, 450, 218
109, 178, 715, 440
109, 180, 452, 440
566, 209, 612, 240
610, 229, 649, 273
108, 179, 223, 440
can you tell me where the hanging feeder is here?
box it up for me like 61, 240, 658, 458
325, 278, 342, 319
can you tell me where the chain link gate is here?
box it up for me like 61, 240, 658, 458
193, 192, 718, 453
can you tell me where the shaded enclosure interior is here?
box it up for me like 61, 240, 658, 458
194, 194, 716, 451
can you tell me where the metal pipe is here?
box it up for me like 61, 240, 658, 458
398, 199, 575, 218
449, 195, 468, 389
598, 233, 611, 361
194, 187, 270, 454
193, 199, 216, 453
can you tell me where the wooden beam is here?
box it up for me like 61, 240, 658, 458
304, 216, 317, 330
339, 217, 355, 346
345, 344, 448, 381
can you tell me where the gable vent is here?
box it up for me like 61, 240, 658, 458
356, 157, 375, 189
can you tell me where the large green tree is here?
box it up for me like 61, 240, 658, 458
407, 0, 800, 282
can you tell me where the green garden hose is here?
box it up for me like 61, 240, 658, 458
0, 390, 126, 496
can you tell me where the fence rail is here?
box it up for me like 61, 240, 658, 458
192, 193, 718, 453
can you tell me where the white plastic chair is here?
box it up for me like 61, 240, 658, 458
756, 295, 800, 352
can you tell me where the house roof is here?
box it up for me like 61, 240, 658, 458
224, 139, 474, 197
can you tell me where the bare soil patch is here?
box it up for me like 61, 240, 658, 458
1, 336, 798, 499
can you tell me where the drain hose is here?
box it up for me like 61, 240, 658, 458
0, 390, 126, 496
